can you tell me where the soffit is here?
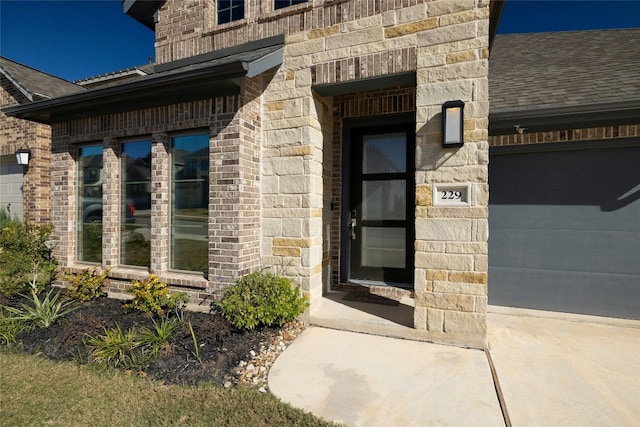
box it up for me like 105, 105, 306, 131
2, 41, 284, 124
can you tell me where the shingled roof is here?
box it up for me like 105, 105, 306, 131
490, 29, 640, 112
0, 57, 84, 102
489, 29, 640, 133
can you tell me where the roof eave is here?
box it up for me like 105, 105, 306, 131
3, 61, 248, 124
489, 99, 640, 135
123, 0, 163, 30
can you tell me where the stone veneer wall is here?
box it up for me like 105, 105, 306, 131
50, 88, 263, 307
256, 1, 490, 346
0, 78, 52, 225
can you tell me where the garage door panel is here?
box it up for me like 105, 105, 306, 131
489, 146, 640, 320
491, 204, 640, 232
489, 266, 640, 319
490, 226, 639, 275
0, 155, 24, 220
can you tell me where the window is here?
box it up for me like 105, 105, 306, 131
121, 140, 151, 267
218, 0, 244, 24
274, 0, 306, 10
78, 144, 103, 263
171, 134, 209, 272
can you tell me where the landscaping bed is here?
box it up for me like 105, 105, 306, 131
1, 291, 305, 390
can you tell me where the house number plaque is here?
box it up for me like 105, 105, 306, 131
433, 184, 471, 206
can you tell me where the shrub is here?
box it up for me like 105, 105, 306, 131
86, 323, 146, 370
124, 274, 188, 316
65, 267, 109, 302
1, 285, 79, 329
86, 318, 181, 371
138, 316, 181, 358
216, 271, 308, 330
0, 221, 57, 296
0, 308, 31, 344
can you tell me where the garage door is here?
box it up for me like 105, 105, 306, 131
0, 155, 24, 221
489, 144, 640, 320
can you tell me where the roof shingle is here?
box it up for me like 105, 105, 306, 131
489, 29, 640, 112
0, 57, 85, 102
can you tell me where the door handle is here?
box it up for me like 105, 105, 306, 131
349, 218, 357, 240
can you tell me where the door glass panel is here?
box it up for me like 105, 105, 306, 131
362, 180, 406, 220
361, 227, 405, 268
363, 133, 406, 174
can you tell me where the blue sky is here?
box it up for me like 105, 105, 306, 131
0, 0, 639, 82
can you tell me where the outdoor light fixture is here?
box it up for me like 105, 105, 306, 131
15, 148, 31, 166
442, 100, 465, 148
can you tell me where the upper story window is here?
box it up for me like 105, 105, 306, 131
274, 0, 307, 10
217, 0, 244, 24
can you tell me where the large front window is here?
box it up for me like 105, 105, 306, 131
121, 140, 151, 267
77, 144, 103, 263
171, 134, 209, 272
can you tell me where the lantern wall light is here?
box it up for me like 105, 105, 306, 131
15, 148, 31, 166
442, 100, 465, 148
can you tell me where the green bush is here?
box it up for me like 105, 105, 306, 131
124, 274, 188, 316
216, 271, 308, 330
1, 286, 79, 329
0, 308, 31, 344
86, 317, 181, 371
65, 268, 109, 302
0, 221, 57, 296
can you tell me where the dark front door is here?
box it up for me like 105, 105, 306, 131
347, 124, 414, 286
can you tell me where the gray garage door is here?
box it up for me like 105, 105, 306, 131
0, 155, 24, 221
489, 144, 640, 320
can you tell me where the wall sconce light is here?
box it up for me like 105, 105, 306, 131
442, 100, 465, 148
15, 148, 31, 166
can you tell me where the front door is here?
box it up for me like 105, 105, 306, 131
347, 124, 414, 286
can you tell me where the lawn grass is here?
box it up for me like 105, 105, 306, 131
0, 351, 338, 427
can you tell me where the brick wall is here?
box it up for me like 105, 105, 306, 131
154, 0, 461, 64
0, 77, 52, 225
51, 93, 262, 306
490, 124, 640, 147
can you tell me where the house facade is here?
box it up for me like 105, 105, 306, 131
0, 57, 83, 224
6, 0, 499, 348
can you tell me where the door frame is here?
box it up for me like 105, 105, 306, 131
340, 113, 415, 287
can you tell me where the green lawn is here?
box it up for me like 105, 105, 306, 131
0, 351, 338, 427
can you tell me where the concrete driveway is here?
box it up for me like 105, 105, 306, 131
268, 305, 640, 426
488, 310, 640, 427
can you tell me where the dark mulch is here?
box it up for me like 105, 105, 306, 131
1, 291, 281, 387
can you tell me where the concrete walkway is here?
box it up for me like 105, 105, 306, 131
268, 307, 640, 426
268, 327, 504, 426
